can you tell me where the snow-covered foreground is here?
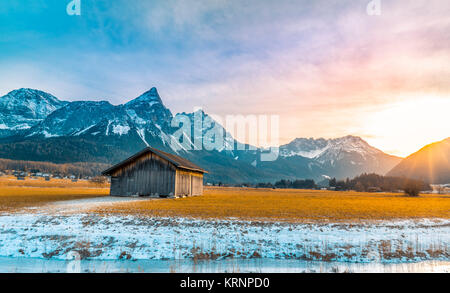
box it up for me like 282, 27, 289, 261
0, 212, 449, 265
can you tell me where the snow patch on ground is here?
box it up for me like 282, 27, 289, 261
28, 196, 154, 215
0, 211, 448, 263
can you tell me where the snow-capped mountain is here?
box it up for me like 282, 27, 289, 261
281, 136, 386, 162
280, 136, 401, 179
125, 87, 172, 126
124, 88, 174, 147
0, 88, 67, 137
0, 87, 402, 183
25, 88, 175, 147
173, 110, 237, 153
26, 101, 119, 138
280, 137, 329, 158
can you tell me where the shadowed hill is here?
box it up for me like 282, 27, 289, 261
387, 138, 450, 184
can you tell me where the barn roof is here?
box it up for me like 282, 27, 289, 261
102, 147, 207, 175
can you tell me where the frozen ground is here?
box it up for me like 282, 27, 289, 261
0, 198, 449, 272
23, 196, 155, 214
0, 214, 449, 263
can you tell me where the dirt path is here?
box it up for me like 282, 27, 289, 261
25, 196, 157, 215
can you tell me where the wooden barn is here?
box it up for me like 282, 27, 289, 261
102, 147, 206, 198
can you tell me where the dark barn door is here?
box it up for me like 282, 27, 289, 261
111, 177, 121, 196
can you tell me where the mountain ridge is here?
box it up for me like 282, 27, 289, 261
0, 87, 406, 183
387, 137, 450, 184
0, 88, 67, 137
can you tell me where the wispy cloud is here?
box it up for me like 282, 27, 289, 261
0, 0, 448, 156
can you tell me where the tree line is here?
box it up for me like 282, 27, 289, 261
328, 173, 431, 193
0, 158, 110, 177
255, 179, 316, 189
245, 173, 431, 196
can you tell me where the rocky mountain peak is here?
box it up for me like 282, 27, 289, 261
127, 87, 163, 106
281, 135, 383, 158
0, 88, 66, 134
1, 88, 64, 108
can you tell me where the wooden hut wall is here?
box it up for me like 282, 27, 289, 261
191, 173, 203, 196
110, 153, 176, 197
175, 170, 204, 196
175, 170, 190, 196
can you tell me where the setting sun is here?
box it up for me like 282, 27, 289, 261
364, 97, 450, 157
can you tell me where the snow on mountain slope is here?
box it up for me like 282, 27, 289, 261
280, 137, 329, 158
281, 136, 383, 160
26, 101, 120, 137
0, 87, 403, 183
25, 88, 174, 144
0, 88, 67, 136
173, 110, 237, 154
125, 87, 172, 128
9, 88, 252, 158
280, 136, 402, 178
315, 136, 385, 163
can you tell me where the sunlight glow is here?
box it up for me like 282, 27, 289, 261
363, 97, 450, 157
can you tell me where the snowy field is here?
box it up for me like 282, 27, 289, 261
0, 198, 449, 272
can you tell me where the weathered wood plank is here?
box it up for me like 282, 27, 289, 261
109, 151, 202, 197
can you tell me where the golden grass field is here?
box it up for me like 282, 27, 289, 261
0, 176, 108, 212
0, 177, 449, 222
94, 187, 450, 222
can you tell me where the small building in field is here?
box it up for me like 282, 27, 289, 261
102, 147, 206, 198
367, 187, 382, 193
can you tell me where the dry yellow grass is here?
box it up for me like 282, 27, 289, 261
0, 176, 108, 212
0, 176, 109, 188
1, 177, 449, 222
94, 187, 450, 222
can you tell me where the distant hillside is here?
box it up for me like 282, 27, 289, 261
0, 158, 109, 177
387, 138, 450, 184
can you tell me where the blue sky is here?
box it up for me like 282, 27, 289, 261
0, 0, 449, 156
